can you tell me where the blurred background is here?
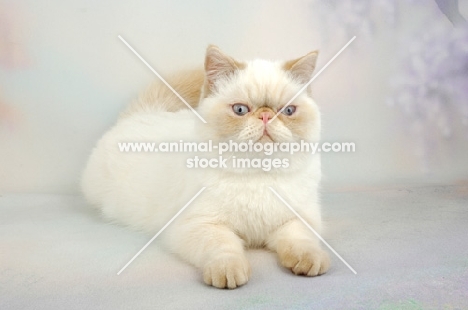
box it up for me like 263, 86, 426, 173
0, 0, 467, 194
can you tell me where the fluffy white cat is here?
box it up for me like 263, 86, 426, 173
81, 45, 329, 289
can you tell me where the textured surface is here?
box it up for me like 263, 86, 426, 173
1, 183, 467, 309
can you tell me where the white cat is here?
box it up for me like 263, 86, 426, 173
81, 45, 329, 289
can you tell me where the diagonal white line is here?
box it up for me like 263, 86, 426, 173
268, 187, 357, 275
117, 187, 206, 275
269, 36, 356, 123
118, 35, 207, 124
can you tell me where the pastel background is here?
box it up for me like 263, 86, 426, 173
1, 0, 467, 193
2, 2, 468, 309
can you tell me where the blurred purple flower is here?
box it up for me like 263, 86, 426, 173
388, 21, 468, 138
312, 0, 399, 39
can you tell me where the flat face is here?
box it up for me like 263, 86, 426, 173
200, 60, 320, 144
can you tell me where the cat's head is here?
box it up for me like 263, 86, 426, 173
197, 45, 321, 144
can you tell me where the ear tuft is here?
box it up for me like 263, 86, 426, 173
283, 51, 319, 84
204, 45, 243, 90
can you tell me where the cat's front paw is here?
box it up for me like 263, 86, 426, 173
203, 253, 251, 289
277, 240, 330, 276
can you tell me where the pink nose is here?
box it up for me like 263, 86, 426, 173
260, 112, 270, 124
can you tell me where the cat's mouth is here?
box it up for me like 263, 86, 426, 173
257, 130, 274, 142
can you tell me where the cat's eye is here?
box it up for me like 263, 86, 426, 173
232, 104, 250, 116
281, 105, 296, 116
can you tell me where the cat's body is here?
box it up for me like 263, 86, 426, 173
82, 46, 329, 289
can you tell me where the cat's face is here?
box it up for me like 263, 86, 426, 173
197, 46, 321, 144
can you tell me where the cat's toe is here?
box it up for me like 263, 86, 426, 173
203, 253, 251, 289
278, 241, 330, 277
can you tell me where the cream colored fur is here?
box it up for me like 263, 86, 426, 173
81, 46, 329, 289
121, 69, 205, 117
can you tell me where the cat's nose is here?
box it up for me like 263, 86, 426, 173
260, 112, 271, 124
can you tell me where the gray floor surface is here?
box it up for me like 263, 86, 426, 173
1, 183, 467, 309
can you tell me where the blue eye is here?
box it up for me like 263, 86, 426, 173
282, 106, 296, 116
232, 104, 250, 116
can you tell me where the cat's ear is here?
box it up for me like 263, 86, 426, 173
204, 45, 244, 90
283, 51, 319, 84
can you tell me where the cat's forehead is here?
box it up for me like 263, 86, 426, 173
242, 59, 291, 87
232, 59, 301, 107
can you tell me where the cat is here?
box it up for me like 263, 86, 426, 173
81, 45, 329, 289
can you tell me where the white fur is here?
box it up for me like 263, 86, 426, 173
82, 57, 328, 289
